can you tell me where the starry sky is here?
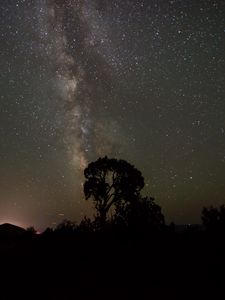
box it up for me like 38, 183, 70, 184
0, 0, 225, 229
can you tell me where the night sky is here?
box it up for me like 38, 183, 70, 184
0, 0, 225, 229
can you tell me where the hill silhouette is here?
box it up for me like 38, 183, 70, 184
0, 223, 27, 238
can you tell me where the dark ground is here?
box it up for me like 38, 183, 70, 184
0, 226, 224, 299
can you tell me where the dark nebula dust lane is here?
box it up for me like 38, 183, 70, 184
0, 0, 225, 229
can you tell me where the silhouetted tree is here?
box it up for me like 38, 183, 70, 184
42, 227, 53, 236
26, 226, 36, 235
114, 196, 165, 231
83, 156, 144, 227
55, 219, 77, 235
78, 216, 94, 233
220, 205, 225, 228
202, 205, 225, 232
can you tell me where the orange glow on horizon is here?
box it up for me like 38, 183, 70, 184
0, 218, 27, 229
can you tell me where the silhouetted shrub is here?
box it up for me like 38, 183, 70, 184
55, 219, 77, 236
114, 196, 165, 232
202, 205, 225, 232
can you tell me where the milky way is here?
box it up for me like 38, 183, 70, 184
38, 1, 121, 170
0, 0, 225, 228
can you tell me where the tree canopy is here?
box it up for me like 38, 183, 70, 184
83, 156, 145, 226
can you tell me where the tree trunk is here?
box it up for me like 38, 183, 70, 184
99, 209, 107, 229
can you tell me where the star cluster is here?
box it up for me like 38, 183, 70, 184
0, 0, 225, 228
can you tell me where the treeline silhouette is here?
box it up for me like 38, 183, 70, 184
0, 157, 224, 299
